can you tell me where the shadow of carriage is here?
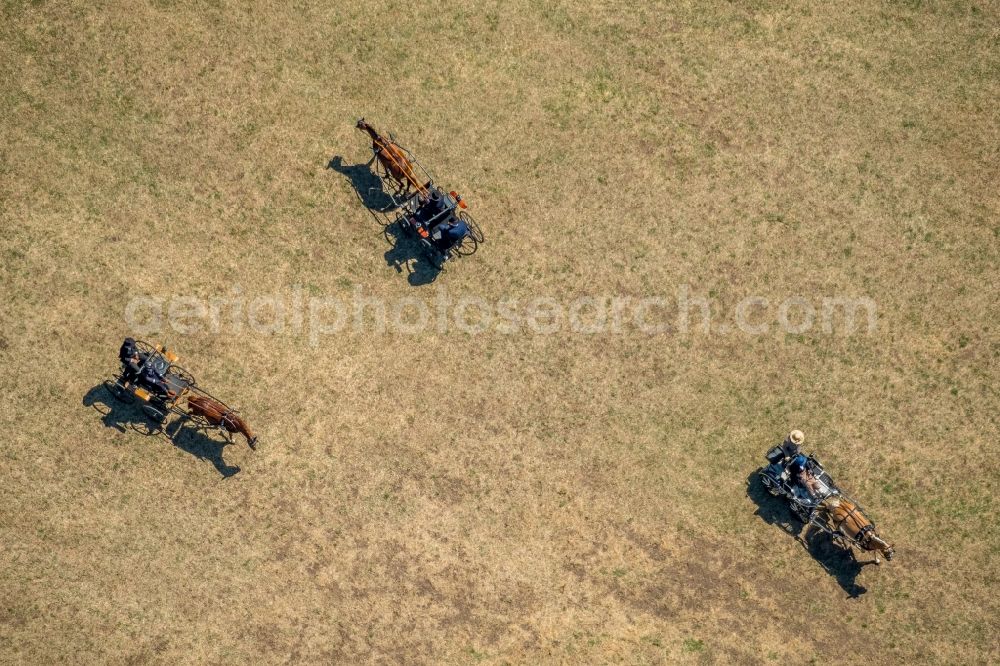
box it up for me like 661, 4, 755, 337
745, 471, 873, 598
83, 383, 242, 478
329, 154, 443, 286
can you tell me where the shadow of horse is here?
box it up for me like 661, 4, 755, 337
327, 155, 398, 212
164, 420, 241, 478
745, 470, 871, 598
83, 383, 240, 478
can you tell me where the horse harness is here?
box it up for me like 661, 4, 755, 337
831, 503, 875, 545
195, 398, 238, 432
217, 407, 239, 432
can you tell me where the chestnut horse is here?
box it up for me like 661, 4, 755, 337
356, 118, 428, 198
187, 394, 258, 449
806, 496, 894, 564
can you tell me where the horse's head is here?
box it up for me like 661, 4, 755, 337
356, 118, 368, 131
864, 532, 894, 560
234, 416, 257, 449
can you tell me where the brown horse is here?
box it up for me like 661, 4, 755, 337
356, 118, 428, 197
805, 496, 894, 564
187, 394, 258, 449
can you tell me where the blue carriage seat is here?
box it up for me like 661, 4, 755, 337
432, 217, 470, 252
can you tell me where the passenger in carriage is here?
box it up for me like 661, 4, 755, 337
781, 429, 805, 458
433, 216, 470, 253
119, 337, 143, 387
119, 337, 173, 398
788, 453, 824, 499
136, 363, 175, 400
778, 429, 823, 499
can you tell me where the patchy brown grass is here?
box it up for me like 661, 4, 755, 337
1, 0, 998, 663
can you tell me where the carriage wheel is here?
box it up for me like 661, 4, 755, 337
134, 340, 158, 358
392, 212, 414, 238
383, 223, 400, 247
451, 235, 478, 257
451, 211, 483, 257
760, 474, 780, 497
168, 364, 196, 388
105, 379, 134, 404
461, 211, 485, 243
141, 402, 167, 424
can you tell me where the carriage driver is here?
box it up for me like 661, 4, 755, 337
119, 337, 143, 388
137, 363, 175, 400
417, 188, 449, 228
783, 429, 824, 498
118, 337, 174, 398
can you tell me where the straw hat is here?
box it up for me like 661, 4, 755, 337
788, 430, 805, 446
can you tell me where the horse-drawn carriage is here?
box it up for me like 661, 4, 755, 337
396, 186, 484, 267
759, 439, 894, 563
356, 119, 484, 267
759, 442, 839, 522
105, 339, 257, 449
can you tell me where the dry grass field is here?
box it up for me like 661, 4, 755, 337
1, 0, 998, 663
